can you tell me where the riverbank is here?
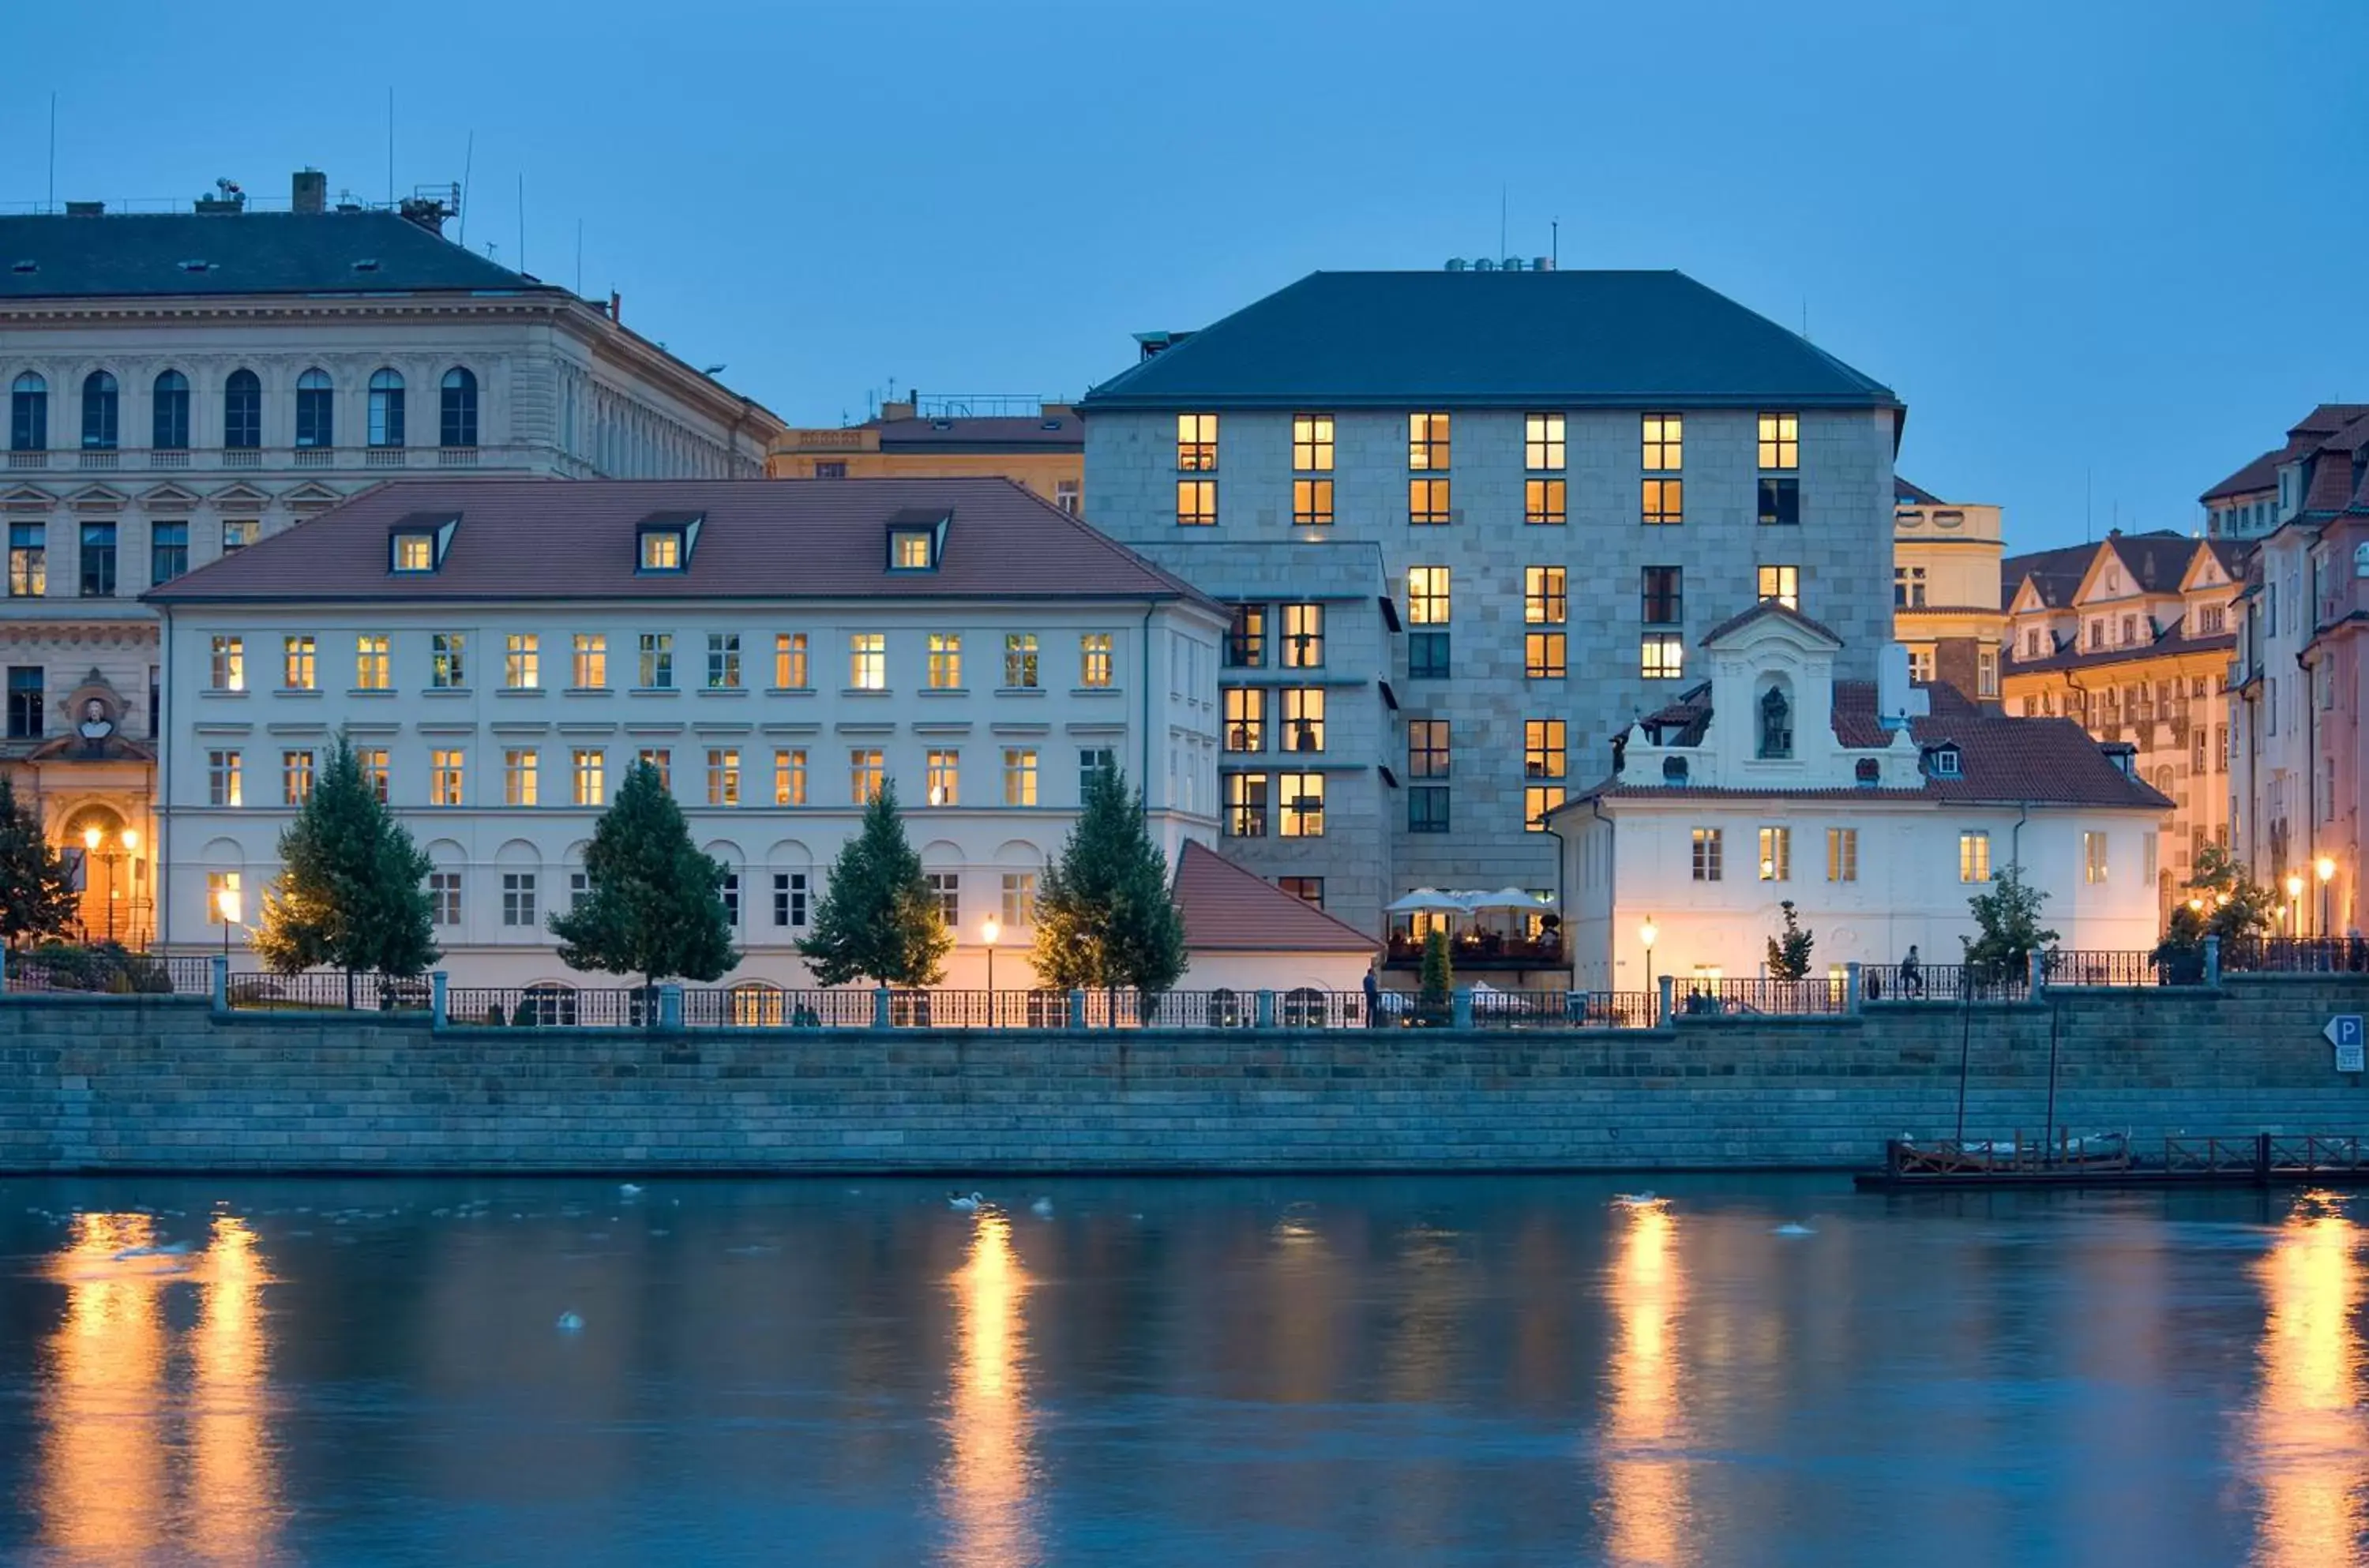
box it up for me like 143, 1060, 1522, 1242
4, 975, 2364, 1173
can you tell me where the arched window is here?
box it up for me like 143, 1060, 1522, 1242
295, 368, 333, 448
366, 368, 404, 448
1758, 685, 1793, 760
152, 370, 190, 450
7, 373, 44, 452
80, 371, 118, 451
223, 369, 261, 450
440, 366, 479, 448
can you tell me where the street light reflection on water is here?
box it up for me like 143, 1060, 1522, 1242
1600, 1201, 1691, 1568
940, 1208, 1042, 1568
2247, 1191, 2364, 1566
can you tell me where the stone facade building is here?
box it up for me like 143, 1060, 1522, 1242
770, 394, 1082, 515
1077, 267, 1903, 955
146, 477, 1228, 992
1890, 476, 2005, 703
0, 171, 782, 943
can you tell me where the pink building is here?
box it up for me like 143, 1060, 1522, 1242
2213, 406, 2369, 939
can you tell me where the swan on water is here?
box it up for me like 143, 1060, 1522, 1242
1031, 1198, 1055, 1218
1611, 1193, 1661, 1209
1772, 1222, 1817, 1237
948, 1191, 985, 1213
556, 1311, 585, 1332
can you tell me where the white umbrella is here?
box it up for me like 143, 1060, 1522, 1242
1466, 887, 1551, 910
1385, 887, 1466, 913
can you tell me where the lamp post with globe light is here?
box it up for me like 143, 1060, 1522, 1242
981, 913, 1001, 1026
1639, 917, 1659, 1014
2286, 872, 2306, 937
2316, 855, 2337, 944
216, 886, 239, 963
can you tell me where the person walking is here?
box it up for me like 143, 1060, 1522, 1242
1899, 943, 1924, 999
1363, 960, 1384, 1027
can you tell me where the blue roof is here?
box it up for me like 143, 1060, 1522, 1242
0, 209, 554, 301
1079, 269, 1899, 412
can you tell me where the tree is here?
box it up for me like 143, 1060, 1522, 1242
1418, 926, 1454, 1022
1765, 899, 1815, 981
551, 759, 739, 998
251, 737, 437, 997
0, 775, 77, 949
2183, 842, 2277, 943
797, 780, 948, 988
1029, 764, 1187, 996
1962, 864, 2059, 981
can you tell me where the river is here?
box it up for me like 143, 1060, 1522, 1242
0, 1174, 2360, 1566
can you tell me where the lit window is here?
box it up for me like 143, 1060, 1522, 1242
1757, 413, 1798, 471
427, 872, 461, 927
1525, 632, 1567, 679
773, 748, 807, 805
1643, 478, 1684, 526
1292, 415, 1334, 526
392, 532, 435, 572
1691, 827, 1722, 882
636, 748, 671, 790
637, 633, 674, 689
1176, 413, 1218, 471
1826, 827, 1857, 883
849, 632, 885, 690
708, 748, 740, 807
928, 632, 963, 690
1293, 477, 1335, 527
774, 632, 809, 689
1223, 687, 1266, 752
1524, 786, 1565, 831
209, 636, 244, 692
280, 749, 312, 806
925, 749, 959, 806
430, 749, 464, 806
205, 871, 242, 925
1409, 477, 1452, 526
1525, 478, 1566, 527
1224, 605, 1265, 667
206, 753, 240, 810
2083, 831, 2108, 884
1408, 719, 1450, 779
1407, 413, 1451, 471
707, 632, 741, 689
1959, 831, 1991, 883
1406, 567, 1450, 625
1642, 634, 1684, 680
1278, 877, 1323, 910
1002, 748, 1038, 806
430, 632, 466, 689
640, 530, 683, 571
1758, 826, 1791, 881
355, 748, 389, 801
1643, 414, 1683, 471
1003, 632, 1039, 688
283, 636, 315, 691
1524, 566, 1567, 625
891, 529, 935, 570
505, 634, 539, 689
1079, 632, 1113, 688
573, 748, 605, 805
1281, 688, 1325, 752
7, 522, 43, 597
1176, 479, 1217, 527
1524, 719, 1565, 780
1278, 772, 1324, 837
571, 635, 606, 689
1757, 565, 1800, 610
222, 520, 257, 553
1525, 412, 1566, 471
1226, 772, 1268, 837
1281, 603, 1323, 667
504, 748, 538, 806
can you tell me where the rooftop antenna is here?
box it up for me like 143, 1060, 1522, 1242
1801, 298, 1810, 340
2085, 467, 2093, 542
386, 88, 395, 205
575, 218, 583, 294
516, 174, 525, 274
457, 130, 474, 245
46, 92, 56, 215
1499, 186, 1507, 258
1550, 217, 1558, 268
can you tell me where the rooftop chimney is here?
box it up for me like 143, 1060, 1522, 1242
292, 168, 327, 215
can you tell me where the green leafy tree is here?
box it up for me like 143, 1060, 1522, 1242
0, 775, 77, 949
1418, 926, 1454, 1022
798, 780, 948, 988
1765, 899, 1815, 981
552, 759, 739, 1002
1962, 863, 2059, 981
1029, 765, 1187, 996
2183, 842, 2277, 942
251, 737, 437, 1000
2153, 900, 2210, 985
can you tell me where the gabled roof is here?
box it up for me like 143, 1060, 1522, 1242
144, 477, 1218, 608
1170, 841, 1377, 955
1078, 270, 1900, 411
2200, 403, 2369, 502
1699, 599, 1845, 648
0, 210, 552, 300
1999, 538, 2103, 612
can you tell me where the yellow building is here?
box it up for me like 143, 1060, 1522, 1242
1891, 478, 2006, 704
1999, 529, 2246, 925
770, 396, 1083, 512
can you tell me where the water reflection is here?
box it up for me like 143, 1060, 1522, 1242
939, 1210, 1041, 1567
2247, 1193, 2365, 1566
1599, 1204, 1692, 1566
36, 1212, 280, 1566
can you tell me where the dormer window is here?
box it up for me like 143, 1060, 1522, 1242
885, 509, 948, 572
636, 512, 701, 572
388, 512, 459, 573
1925, 744, 1962, 779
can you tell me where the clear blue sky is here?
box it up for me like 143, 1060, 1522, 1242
10, 0, 2363, 548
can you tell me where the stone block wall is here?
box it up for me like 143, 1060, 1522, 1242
1, 977, 2362, 1173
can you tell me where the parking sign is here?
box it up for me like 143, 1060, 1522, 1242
2328, 1015, 2366, 1074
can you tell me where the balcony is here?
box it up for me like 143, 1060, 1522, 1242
1384, 929, 1564, 971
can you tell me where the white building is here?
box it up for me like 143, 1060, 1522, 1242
0, 169, 783, 944
148, 477, 1229, 992
1553, 603, 2170, 992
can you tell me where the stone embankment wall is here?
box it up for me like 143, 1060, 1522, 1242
2, 977, 2363, 1172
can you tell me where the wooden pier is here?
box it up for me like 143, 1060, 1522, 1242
1853, 1132, 2369, 1191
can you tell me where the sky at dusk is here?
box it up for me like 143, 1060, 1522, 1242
8, 0, 2363, 548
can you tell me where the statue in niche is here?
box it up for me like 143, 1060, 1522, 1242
77, 698, 115, 742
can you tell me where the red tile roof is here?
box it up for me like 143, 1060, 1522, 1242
1699, 599, 1845, 647
2200, 404, 2369, 502
1170, 841, 1378, 955
145, 477, 1217, 608
1575, 681, 2169, 811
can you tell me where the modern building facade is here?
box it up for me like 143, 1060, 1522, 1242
1890, 476, 2005, 703
0, 170, 783, 943
1557, 604, 2168, 991
1078, 268, 1905, 954
770, 396, 1082, 513
1999, 530, 2243, 923
2217, 405, 2369, 939
146, 478, 1227, 992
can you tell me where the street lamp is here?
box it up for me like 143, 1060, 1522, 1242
981, 913, 1001, 1024
216, 886, 240, 962
82, 824, 135, 945
2286, 872, 2306, 936
1639, 916, 1659, 999
2316, 855, 2337, 940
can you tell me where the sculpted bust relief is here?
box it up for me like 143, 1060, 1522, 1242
77, 697, 115, 741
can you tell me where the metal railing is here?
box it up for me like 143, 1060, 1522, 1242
1673, 977, 1850, 1018
1860, 962, 2029, 1003
2222, 936, 2369, 974
227, 970, 430, 1012
2045, 950, 2168, 988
